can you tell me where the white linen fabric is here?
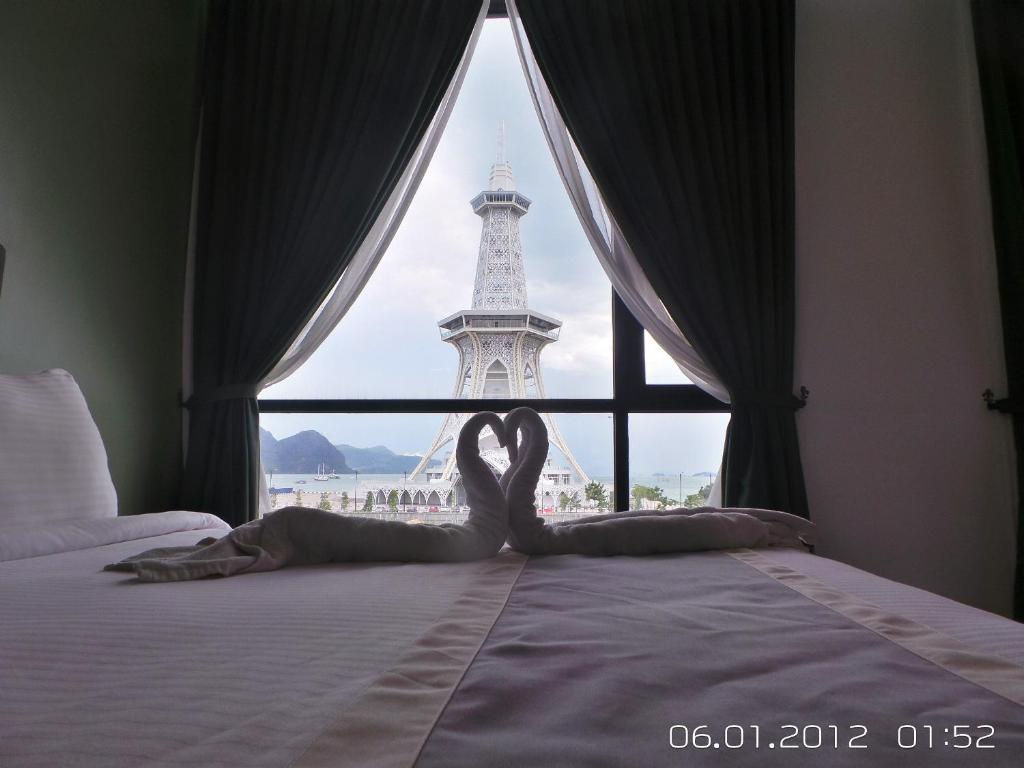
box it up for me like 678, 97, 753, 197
418, 550, 1024, 768
0, 368, 117, 528
0, 511, 228, 563
5, 536, 1024, 767
108, 413, 512, 581
505, 0, 728, 405
502, 408, 756, 548
759, 547, 1024, 666
0, 529, 514, 768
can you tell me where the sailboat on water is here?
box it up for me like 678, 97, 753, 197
313, 462, 330, 482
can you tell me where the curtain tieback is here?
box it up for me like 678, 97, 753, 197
731, 386, 809, 411
182, 384, 258, 409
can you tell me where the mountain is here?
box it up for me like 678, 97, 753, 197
259, 428, 438, 475
334, 443, 440, 474
260, 428, 353, 474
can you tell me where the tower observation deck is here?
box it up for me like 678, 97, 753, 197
409, 125, 590, 485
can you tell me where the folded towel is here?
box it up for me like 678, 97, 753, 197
501, 407, 816, 556
106, 413, 510, 581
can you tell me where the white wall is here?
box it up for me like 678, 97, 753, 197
794, 0, 1017, 615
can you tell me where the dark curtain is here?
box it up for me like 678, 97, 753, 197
183, 0, 481, 527
516, 0, 808, 516
972, 0, 1024, 618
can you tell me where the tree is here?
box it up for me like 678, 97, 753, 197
558, 491, 570, 511
684, 484, 712, 509
387, 489, 399, 511
584, 481, 608, 510
631, 484, 670, 510
567, 490, 581, 512
294, 488, 304, 507
270, 490, 278, 509
341, 491, 349, 513
362, 493, 373, 512
318, 492, 332, 512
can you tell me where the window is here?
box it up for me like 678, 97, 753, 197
258, 15, 728, 520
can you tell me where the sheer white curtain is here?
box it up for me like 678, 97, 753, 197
255, 0, 489, 514
261, 0, 488, 390
506, 0, 728, 504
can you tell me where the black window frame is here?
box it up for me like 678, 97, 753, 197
259, 293, 728, 513
258, 2, 729, 511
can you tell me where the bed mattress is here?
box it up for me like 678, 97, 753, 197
2, 514, 1023, 767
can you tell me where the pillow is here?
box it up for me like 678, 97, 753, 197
0, 369, 117, 527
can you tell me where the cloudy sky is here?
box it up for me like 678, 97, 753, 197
261, 19, 729, 477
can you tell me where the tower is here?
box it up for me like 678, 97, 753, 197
409, 125, 590, 485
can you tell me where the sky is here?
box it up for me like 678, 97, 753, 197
260, 19, 729, 477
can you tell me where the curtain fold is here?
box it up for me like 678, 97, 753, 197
505, 0, 728, 405
262, 6, 486, 392
972, 0, 1024, 618
254, 3, 487, 516
515, 0, 808, 516
182, 0, 483, 527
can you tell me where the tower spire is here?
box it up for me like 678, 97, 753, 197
488, 120, 515, 192
495, 121, 505, 164
410, 127, 591, 487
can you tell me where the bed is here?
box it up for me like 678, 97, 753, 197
3, 371, 1024, 766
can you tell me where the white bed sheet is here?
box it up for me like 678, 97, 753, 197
4, 527, 1024, 768
0, 524, 507, 768
760, 547, 1024, 666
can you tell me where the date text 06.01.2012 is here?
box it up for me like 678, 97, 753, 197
668, 724, 996, 750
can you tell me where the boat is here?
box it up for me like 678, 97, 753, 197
312, 462, 330, 482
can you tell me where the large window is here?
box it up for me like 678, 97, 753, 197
258, 16, 728, 520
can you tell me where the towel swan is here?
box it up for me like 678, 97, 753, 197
500, 407, 816, 556
108, 412, 511, 581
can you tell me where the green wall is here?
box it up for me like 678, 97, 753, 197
0, 1, 203, 514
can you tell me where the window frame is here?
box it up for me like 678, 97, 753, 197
258, 1, 728, 512
259, 293, 729, 513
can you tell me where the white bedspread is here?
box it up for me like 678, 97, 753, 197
3, 522, 1024, 768
0, 521, 513, 768
415, 550, 1024, 767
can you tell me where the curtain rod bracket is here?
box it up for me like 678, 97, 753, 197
798, 385, 810, 409
983, 389, 1021, 414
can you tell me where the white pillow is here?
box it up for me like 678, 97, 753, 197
0, 369, 117, 527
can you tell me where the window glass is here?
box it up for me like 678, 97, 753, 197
260, 412, 612, 522
628, 413, 729, 509
643, 331, 694, 385
261, 19, 612, 401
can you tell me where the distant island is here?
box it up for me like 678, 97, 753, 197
651, 470, 717, 478
260, 428, 440, 475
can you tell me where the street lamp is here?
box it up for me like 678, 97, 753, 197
353, 470, 359, 516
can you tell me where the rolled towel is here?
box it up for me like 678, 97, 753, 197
501, 407, 816, 556
106, 412, 510, 581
